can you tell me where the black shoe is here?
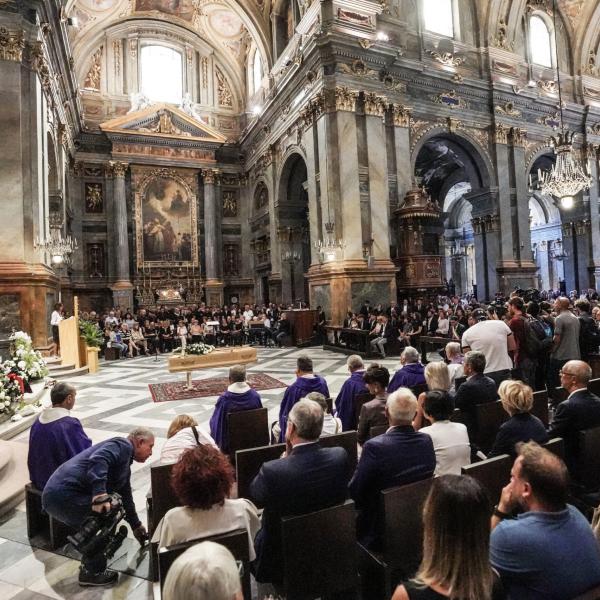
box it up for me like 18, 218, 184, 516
79, 568, 118, 587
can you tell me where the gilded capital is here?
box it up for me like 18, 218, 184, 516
494, 123, 509, 145
364, 92, 387, 118
392, 104, 412, 127
109, 161, 128, 177
0, 28, 25, 63
203, 169, 217, 185
510, 127, 527, 147
334, 86, 358, 112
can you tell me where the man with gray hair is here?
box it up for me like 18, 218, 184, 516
387, 346, 426, 393
250, 399, 350, 585
349, 387, 435, 549
210, 364, 263, 453
43, 427, 155, 586
28, 382, 91, 490
335, 354, 368, 430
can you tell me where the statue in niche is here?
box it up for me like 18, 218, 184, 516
85, 183, 103, 213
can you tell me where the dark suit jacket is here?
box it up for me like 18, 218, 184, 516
488, 412, 549, 458
454, 373, 498, 440
250, 443, 350, 584
348, 425, 435, 548
357, 397, 388, 444
548, 388, 600, 476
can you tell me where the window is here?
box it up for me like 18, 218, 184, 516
140, 45, 183, 104
423, 0, 455, 38
529, 15, 553, 68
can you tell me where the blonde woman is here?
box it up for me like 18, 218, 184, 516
488, 380, 548, 458
392, 475, 504, 600
445, 342, 464, 392
160, 414, 216, 463
413, 361, 451, 430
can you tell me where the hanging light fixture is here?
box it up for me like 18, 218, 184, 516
539, 0, 591, 207
35, 215, 78, 266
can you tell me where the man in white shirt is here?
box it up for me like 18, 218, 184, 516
242, 304, 254, 324
461, 309, 515, 387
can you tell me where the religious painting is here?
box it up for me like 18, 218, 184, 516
87, 243, 105, 278
85, 182, 103, 213
222, 190, 238, 217
134, 0, 195, 21
133, 166, 199, 269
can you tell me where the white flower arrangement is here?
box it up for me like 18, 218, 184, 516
0, 371, 24, 417
5, 330, 49, 382
172, 343, 215, 356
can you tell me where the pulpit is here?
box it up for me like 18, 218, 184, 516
283, 310, 318, 346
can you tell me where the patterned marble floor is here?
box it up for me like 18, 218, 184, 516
0, 347, 402, 599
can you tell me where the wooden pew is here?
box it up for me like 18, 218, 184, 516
544, 437, 565, 460
227, 407, 270, 462
531, 390, 550, 426
236, 431, 359, 508
474, 401, 508, 453
578, 425, 600, 491
369, 425, 387, 439
352, 392, 374, 431
588, 378, 600, 397
461, 454, 512, 504
280, 500, 357, 600
158, 528, 251, 599
359, 478, 433, 600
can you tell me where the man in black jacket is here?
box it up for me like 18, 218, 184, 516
250, 399, 350, 585
575, 299, 600, 362
548, 360, 600, 477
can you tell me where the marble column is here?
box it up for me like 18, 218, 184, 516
492, 125, 515, 264
511, 131, 534, 264
202, 169, 224, 305
109, 161, 133, 309
586, 146, 600, 289
391, 104, 412, 207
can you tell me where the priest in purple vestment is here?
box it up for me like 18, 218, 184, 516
277, 355, 330, 442
335, 354, 368, 431
210, 364, 263, 453
388, 346, 426, 393
28, 382, 92, 490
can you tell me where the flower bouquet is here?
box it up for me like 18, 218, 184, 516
172, 342, 215, 356
0, 369, 25, 421
8, 330, 49, 383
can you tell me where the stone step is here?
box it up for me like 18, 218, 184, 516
45, 356, 62, 366
50, 365, 89, 380
0, 440, 30, 518
47, 363, 75, 375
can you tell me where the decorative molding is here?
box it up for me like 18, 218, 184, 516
537, 112, 561, 129
431, 90, 468, 109
113, 40, 121, 78
108, 161, 128, 177
0, 27, 25, 62
495, 102, 521, 117
511, 127, 527, 147
202, 169, 217, 185
537, 79, 558, 94
584, 51, 598, 77
494, 122, 510, 144
83, 46, 102, 92
338, 59, 377, 79
363, 92, 387, 117
215, 66, 233, 107
492, 19, 513, 51
392, 104, 411, 128
427, 49, 464, 68
334, 86, 358, 112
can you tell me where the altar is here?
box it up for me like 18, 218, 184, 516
167, 346, 257, 389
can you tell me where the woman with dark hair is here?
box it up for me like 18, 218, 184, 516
357, 364, 390, 444
151, 445, 260, 558
50, 302, 64, 357
392, 475, 505, 600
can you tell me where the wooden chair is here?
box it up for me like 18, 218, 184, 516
544, 437, 565, 460
369, 425, 387, 439
158, 528, 251, 599
474, 400, 508, 453
318, 431, 358, 472
359, 478, 433, 600
589, 378, 600, 397
352, 392, 374, 431
461, 454, 512, 504
454, 376, 467, 391
280, 500, 357, 600
578, 425, 600, 491
449, 408, 468, 426
227, 407, 270, 462
531, 390, 550, 426
25, 484, 75, 550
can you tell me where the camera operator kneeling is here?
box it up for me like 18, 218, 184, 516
42, 427, 155, 586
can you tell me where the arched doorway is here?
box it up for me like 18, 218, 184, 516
277, 153, 310, 305
414, 134, 489, 297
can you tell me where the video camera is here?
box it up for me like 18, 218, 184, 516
68, 493, 128, 560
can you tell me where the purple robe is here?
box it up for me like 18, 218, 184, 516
28, 412, 92, 491
278, 375, 330, 442
387, 363, 426, 394
209, 388, 263, 453
335, 370, 368, 431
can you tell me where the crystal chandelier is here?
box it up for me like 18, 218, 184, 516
35, 215, 78, 265
314, 222, 346, 262
539, 0, 591, 206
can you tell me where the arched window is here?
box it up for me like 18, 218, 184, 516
423, 0, 455, 38
529, 15, 553, 68
252, 50, 263, 96
140, 44, 183, 104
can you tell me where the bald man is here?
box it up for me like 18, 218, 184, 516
548, 297, 580, 398
548, 360, 600, 477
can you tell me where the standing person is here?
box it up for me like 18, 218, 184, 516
392, 476, 503, 600
576, 299, 600, 363
507, 297, 537, 388
50, 302, 63, 357
42, 428, 154, 586
548, 297, 580, 398
357, 364, 390, 445
334, 355, 368, 431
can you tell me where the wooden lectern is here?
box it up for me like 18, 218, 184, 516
283, 310, 318, 346
58, 297, 86, 368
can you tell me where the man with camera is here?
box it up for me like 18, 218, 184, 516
42, 427, 155, 586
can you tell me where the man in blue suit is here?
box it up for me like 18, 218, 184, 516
349, 387, 435, 549
250, 399, 350, 585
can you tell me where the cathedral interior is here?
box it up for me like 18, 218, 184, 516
2, 0, 600, 347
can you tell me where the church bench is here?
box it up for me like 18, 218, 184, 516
531, 390, 550, 426
578, 425, 600, 491
227, 407, 270, 463
103, 346, 121, 361
158, 528, 251, 599
25, 483, 75, 550
351, 392, 375, 431
474, 400, 508, 453
544, 437, 565, 460
589, 377, 600, 397
279, 500, 358, 600
358, 478, 433, 600
461, 454, 512, 505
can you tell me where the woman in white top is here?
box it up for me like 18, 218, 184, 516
419, 390, 470, 476
445, 341, 465, 393
160, 414, 216, 464
435, 308, 450, 336
305, 391, 342, 436
177, 320, 189, 350
413, 361, 451, 430
152, 444, 260, 561
50, 302, 63, 357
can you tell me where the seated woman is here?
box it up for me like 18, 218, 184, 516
392, 475, 504, 600
357, 364, 390, 445
130, 323, 148, 355
488, 380, 548, 458
445, 342, 465, 393
189, 318, 204, 344
419, 391, 470, 476
108, 326, 127, 358
160, 414, 216, 463
306, 392, 342, 436
160, 320, 174, 353
413, 361, 451, 430
152, 445, 260, 561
